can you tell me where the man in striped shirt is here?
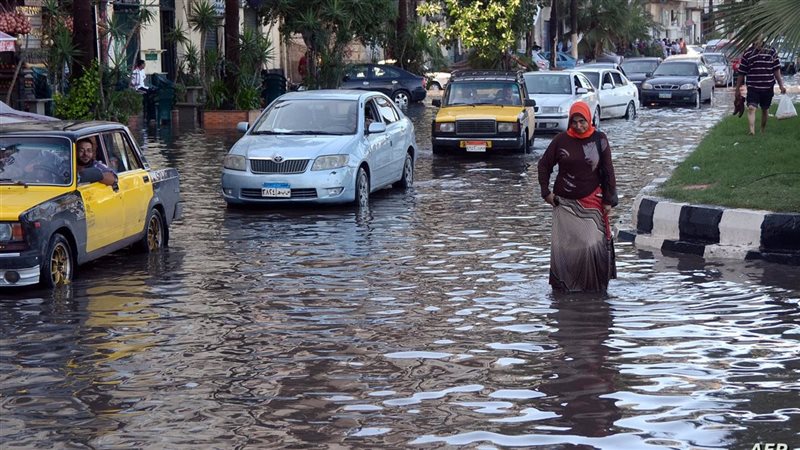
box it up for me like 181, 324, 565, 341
735, 37, 787, 135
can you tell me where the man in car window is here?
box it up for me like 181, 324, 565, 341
77, 139, 117, 186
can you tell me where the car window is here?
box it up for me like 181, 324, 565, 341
0, 137, 72, 186
101, 132, 142, 172
579, 71, 600, 89
602, 72, 614, 87
576, 74, 594, 91
611, 71, 625, 86
374, 96, 399, 123
373, 66, 401, 79
653, 62, 698, 76
348, 65, 369, 79
252, 99, 358, 135
523, 74, 571, 95
364, 99, 382, 129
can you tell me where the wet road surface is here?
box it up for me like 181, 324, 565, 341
2, 81, 799, 449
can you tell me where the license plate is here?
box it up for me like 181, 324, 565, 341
463, 140, 488, 152
658, 92, 672, 99
262, 183, 291, 198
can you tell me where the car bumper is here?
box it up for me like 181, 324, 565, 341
431, 135, 524, 151
641, 90, 695, 104
411, 88, 427, 102
534, 115, 568, 132
221, 167, 358, 205
0, 253, 40, 287
714, 74, 728, 85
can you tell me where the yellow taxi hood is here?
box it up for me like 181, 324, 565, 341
0, 186, 69, 221
435, 105, 525, 122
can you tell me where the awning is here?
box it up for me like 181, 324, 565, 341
0, 101, 58, 125
0, 31, 15, 52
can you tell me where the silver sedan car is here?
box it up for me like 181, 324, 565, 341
221, 90, 417, 207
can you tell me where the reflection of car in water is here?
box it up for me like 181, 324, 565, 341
0, 121, 183, 288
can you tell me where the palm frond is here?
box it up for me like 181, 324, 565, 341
715, 0, 800, 54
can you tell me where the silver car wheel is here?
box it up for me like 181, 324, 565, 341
402, 154, 413, 188
356, 167, 369, 208
393, 91, 410, 107
695, 90, 701, 109
624, 101, 636, 120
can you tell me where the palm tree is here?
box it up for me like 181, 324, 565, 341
224, 0, 239, 95
715, 0, 800, 53
71, 0, 95, 79
188, 0, 220, 95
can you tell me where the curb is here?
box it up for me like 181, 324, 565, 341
617, 178, 800, 265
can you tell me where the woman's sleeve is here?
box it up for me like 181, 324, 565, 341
601, 134, 618, 206
537, 135, 559, 199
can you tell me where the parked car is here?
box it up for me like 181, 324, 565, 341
522, 71, 600, 132
531, 51, 552, 71
430, 70, 536, 154
621, 57, 662, 92
702, 52, 734, 87
596, 51, 624, 65
541, 51, 582, 69
640, 59, 715, 108
579, 62, 627, 77
0, 121, 182, 287
222, 90, 416, 208
340, 63, 427, 107
425, 71, 451, 91
573, 67, 639, 120
687, 44, 704, 55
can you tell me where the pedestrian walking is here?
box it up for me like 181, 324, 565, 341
735, 36, 787, 135
679, 38, 687, 54
537, 101, 618, 293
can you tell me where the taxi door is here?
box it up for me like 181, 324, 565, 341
78, 175, 125, 252
100, 132, 154, 239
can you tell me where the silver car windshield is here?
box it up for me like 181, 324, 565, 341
524, 74, 572, 95
251, 99, 358, 135
704, 54, 726, 64
621, 61, 659, 73
0, 137, 72, 186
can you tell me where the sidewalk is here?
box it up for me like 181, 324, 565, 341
617, 82, 800, 265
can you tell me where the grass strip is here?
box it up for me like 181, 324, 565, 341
659, 102, 800, 213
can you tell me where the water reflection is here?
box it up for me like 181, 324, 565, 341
2, 81, 799, 449
540, 293, 621, 438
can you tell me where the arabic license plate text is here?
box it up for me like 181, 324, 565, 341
658, 92, 672, 99
464, 141, 487, 152
262, 183, 291, 198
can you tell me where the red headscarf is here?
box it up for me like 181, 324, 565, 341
565, 101, 596, 139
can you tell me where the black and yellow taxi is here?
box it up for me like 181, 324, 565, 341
0, 121, 182, 288
431, 70, 536, 154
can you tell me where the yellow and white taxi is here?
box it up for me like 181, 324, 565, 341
0, 121, 182, 288
431, 70, 536, 154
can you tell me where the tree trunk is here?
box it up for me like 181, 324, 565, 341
549, 0, 558, 68
570, 0, 578, 59
72, 0, 95, 80
393, 0, 408, 64
224, 0, 239, 97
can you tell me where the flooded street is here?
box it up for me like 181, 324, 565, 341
2, 82, 799, 449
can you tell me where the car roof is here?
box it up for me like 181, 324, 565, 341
573, 67, 617, 73
703, 52, 726, 57
450, 70, 523, 83
279, 89, 380, 101
0, 120, 126, 139
523, 71, 571, 76
623, 57, 661, 62
665, 54, 703, 61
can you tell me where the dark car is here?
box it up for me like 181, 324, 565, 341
340, 64, 427, 107
621, 57, 662, 91
640, 59, 715, 108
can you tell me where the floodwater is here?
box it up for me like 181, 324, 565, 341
2, 81, 799, 449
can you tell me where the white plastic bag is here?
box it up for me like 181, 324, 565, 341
775, 95, 797, 120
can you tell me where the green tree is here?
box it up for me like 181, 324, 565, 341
188, 0, 221, 99
714, 0, 800, 54
418, 0, 546, 69
578, 0, 654, 60
258, 0, 396, 89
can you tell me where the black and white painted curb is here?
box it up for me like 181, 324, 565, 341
618, 178, 800, 265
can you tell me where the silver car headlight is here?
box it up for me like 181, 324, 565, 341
0, 223, 11, 241
642, 82, 653, 90
312, 155, 349, 171
437, 122, 455, 133
680, 83, 695, 90
540, 106, 562, 114
223, 154, 247, 171
497, 122, 518, 133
